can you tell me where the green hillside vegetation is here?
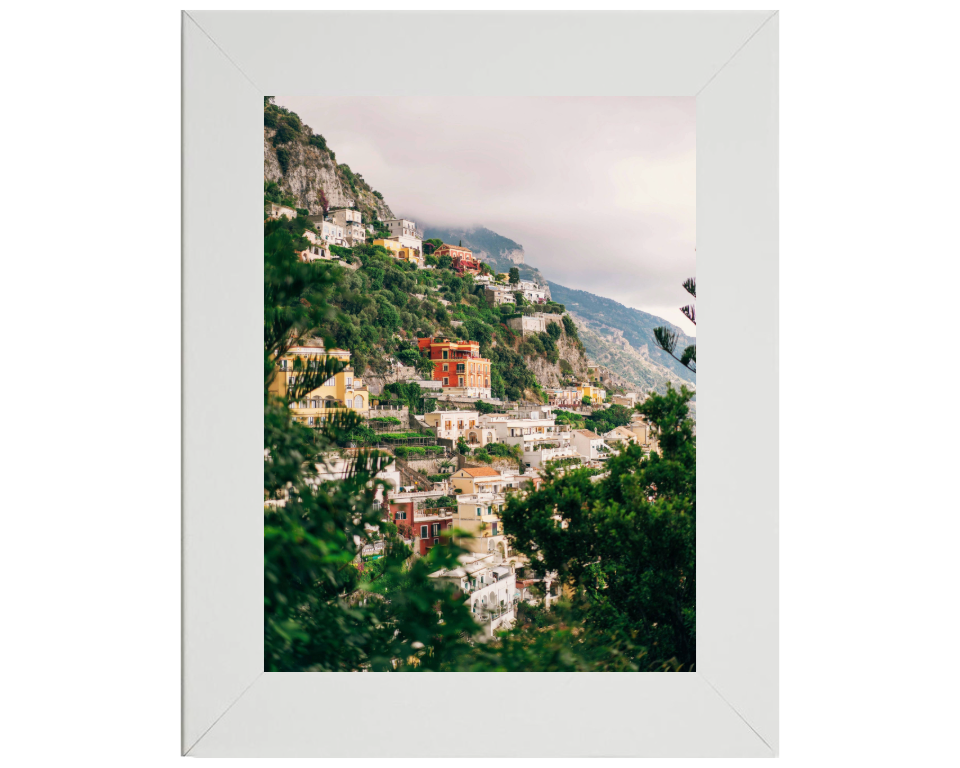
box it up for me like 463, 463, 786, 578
265, 193, 585, 403
422, 225, 547, 285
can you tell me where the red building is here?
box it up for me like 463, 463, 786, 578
434, 243, 481, 275
387, 500, 455, 555
417, 337, 492, 395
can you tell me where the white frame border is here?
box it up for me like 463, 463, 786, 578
183, 10, 778, 757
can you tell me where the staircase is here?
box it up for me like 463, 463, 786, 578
395, 458, 436, 491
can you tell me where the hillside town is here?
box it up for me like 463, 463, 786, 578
267, 202, 667, 636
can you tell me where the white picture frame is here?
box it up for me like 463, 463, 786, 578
183, 10, 778, 757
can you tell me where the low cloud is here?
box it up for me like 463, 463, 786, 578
278, 95, 696, 334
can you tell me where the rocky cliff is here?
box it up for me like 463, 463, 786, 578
518, 332, 589, 393
263, 101, 394, 223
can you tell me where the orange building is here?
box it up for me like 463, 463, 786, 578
417, 337, 492, 397
434, 243, 481, 275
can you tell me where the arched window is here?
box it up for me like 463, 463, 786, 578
354, 396, 363, 409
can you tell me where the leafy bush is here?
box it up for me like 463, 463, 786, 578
559, 358, 574, 376
308, 134, 327, 151
264, 109, 278, 128
273, 118, 300, 146
562, 314, 579, 340
393, 446, 426, 458
276, 147, 292, 175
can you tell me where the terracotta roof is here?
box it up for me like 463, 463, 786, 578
575, 429, 602, 439
457, 467, 501, 477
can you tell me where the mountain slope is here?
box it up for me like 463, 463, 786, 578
421, 225, 549, 291
548, 282, 696, 389
263, 99, 394, 223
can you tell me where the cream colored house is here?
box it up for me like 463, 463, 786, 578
423, 409, 480, 441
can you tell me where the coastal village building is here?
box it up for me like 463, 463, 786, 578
611, 392, 643, 408
380, 218, 423, 252
430, 553, 517, 635
571, 429, 607, 461
479, 408, 577, 468
434, 243, 481, 275
453, 492, 509, 559
372, 237, 425, 268
423, 410, 480, 442
546, 387, 581, 408
386, 488, 456, 555
268, 346, 370, 421
267, 202, 298, 220
299, 229, 332, 262
450, 466, 505, 495
625, 418, 660, 454
321, 220, 346, 247
577, 383, 606, 403
417, 337, 492, 397
484, 285, 516, 307
506, 313, 563, 336
328, 208, 366, 246
516, 280, 547, 303
602, 426, 639, 450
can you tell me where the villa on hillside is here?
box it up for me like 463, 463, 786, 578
268, 346, 370, 421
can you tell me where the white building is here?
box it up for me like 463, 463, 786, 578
319, 220, 346, 247
423, 409, 480, 441
480, 409, 574, 467
430, 553, 517, 636
611, 392, 642, 408
312, 452, 402, 508
267, 202, 298, 220
380, 218, 423, 252
328, 208, 366, 246
571, 429, 607, 461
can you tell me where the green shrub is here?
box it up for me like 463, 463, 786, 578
276, 147, 291, 175
308, 134, 327, 151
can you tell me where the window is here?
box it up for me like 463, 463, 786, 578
442, 350, 448, 359
434, 538, 440, 545
346, 398, 353, 408
324, 377, 335, 387
443, 377, 449, 386
442, 364, 448, 371
346, 377, 353, 387
420, 525, 428, 538
432, 523, 440, 536
397, 511, 407, 520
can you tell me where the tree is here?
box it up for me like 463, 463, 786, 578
653, 278, 696, 372
499, 384, 697, 669
265, 222, 480, 671
509, 267, 520, 285
582, 395, 592, 405
456, 436, 470, 455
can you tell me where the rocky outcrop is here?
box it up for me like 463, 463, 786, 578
264, 127, 394, 222
519, 334, 589, 391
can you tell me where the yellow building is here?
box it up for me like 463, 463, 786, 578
450, 467, 504, 496
577, 383, 606, 403
397, 244, 424, 268
452, 492, 508, 557
374, 238, 423, 268
373, 238, 404, 255
268, 346, 369, 424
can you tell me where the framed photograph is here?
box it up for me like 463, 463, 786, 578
183, 10, 777, 757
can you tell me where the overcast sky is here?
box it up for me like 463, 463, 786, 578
278, 96, 696, 334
